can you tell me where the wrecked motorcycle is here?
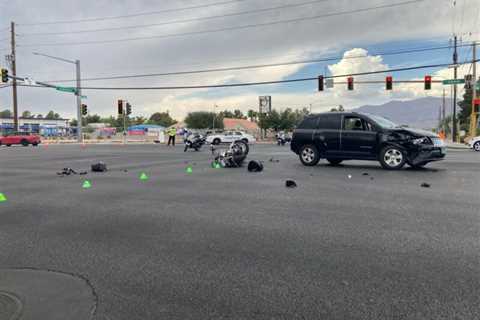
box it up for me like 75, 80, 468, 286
211, 140, 249, 168
184, 134, 206, 152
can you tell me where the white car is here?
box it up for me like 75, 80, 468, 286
469, 136, 480, 151
206, 131, 256, 145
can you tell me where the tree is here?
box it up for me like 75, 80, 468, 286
0, 109, 12, 118
45, 110, 61, 120
184, 112, 223, 129
457, 84, 480, 132
149, 112, 176, 127
21, 110, 32, 118
247, 109, 258, 122
233, 109, 246, 119
85, 114, 101, 124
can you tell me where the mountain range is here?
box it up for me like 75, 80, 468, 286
353, 97, 453, 129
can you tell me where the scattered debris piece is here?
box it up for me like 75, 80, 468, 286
0, 193, 7, 202
370, 177, 375, 181
362, 173, 369, 176
247, 160, 264, 172
91, 162, 107, 172
57, 168, 77, 176
269, 157, 280, 163
123, 169, 129, 173
78, 171, 88, 175
286, 180, 297, 188
421, 183, 431, 188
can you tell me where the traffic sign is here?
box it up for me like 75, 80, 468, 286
442, 79, 465, 85
56, 86, 76, 93
473, 98, 480, 105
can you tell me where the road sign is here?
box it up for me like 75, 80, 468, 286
259, 96, 272, 114
56, 86, 76, 93
473, 98, 480, 105
442, 79, 465, 85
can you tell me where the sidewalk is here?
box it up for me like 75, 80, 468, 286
445, 142, 471, 150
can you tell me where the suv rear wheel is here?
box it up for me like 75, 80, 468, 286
379, 146, 406, 170
299, 145, 320, 166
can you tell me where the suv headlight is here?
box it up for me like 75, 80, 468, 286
412, 137, 428, 145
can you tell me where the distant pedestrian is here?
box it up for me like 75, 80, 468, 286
167, 127, 177, 146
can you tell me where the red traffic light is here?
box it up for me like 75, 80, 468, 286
386, 76, 393, 90
318, 75, 324, 91
118, 100, 124, 115
347, 77, 354, 91
424, 75, 432, 90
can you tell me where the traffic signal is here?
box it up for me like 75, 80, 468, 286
424, 75, 432, 90
347, 77, 354, 91
318, 75, 324, 91
81, 104, 88, 116
118, 100, 124, 115
386, 76, 393, 90
126, 103, 132, 115
1, 68, 8, 83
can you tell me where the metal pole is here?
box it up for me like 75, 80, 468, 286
452, 35, 458, 142
75, 60, 83, 143
470, 42, 477, 136
442, 89, 446, 121
11, 22, 18, 132
123, 103, 127, 145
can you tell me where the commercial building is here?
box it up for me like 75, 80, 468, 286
0, 117, 70, 136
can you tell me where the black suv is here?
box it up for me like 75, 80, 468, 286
291, 112, 446, 170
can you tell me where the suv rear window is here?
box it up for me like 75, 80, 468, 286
298, 117, 318, 129
318, 115, 341, 130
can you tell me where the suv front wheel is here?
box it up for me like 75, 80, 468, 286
299, 145, 320, 166
379, 146, 406, 170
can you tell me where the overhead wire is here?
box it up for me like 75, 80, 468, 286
28, 59, 479, 91
17, 0, 426, 47
17, 0, 246, 26
18, 0, 331, 36
43, 42, 476, 83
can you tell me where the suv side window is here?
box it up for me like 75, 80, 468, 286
318, 115, 341, 130
298, 117, 318, 129
344, 117, 367, 131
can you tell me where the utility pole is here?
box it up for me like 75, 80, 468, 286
452, 35, 458, 142
470, 42, 477, 137
10, 22, 18, 132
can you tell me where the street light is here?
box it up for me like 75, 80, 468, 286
33, 52, 83, 143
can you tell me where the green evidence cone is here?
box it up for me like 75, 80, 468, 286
139, 172, 149, 181
82, 180, 92, 189
0, 193, 7, 202
186, 166, 193, 174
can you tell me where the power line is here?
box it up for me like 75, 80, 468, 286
17, 0, 245, 26
19, 0, 330, 36
44, 42, 476, 83
18, 0, 426, 47
30, 59, 478, 91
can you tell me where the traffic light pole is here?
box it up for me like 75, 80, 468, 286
470, 42, 477, 137
453, 35, 458, 142
11, 22, 18, 132
75, 60, 83, 143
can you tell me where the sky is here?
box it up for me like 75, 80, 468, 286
0, 0, 479, 121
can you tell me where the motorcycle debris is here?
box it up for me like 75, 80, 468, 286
421, 183, 431, 188
285, 180, 297, 188
248, 160, 264, 173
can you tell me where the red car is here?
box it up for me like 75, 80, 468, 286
0, 132, 41, 147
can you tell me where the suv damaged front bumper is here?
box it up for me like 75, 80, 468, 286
407, 146, 446, 165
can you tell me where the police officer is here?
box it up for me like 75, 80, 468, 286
167, 127, 176, 146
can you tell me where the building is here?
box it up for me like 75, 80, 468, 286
0, 117, 70, 136
223, 118, 259, 135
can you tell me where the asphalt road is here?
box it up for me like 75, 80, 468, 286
0, 144, 479, 320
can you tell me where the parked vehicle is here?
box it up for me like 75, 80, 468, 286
184, 134, 206, 152
291, 112, 446, 170
469, 136, 480, 152
0, 132, 41, 147
206, 131, 256, 145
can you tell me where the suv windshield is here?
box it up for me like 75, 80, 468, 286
366, 114, 399, 129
